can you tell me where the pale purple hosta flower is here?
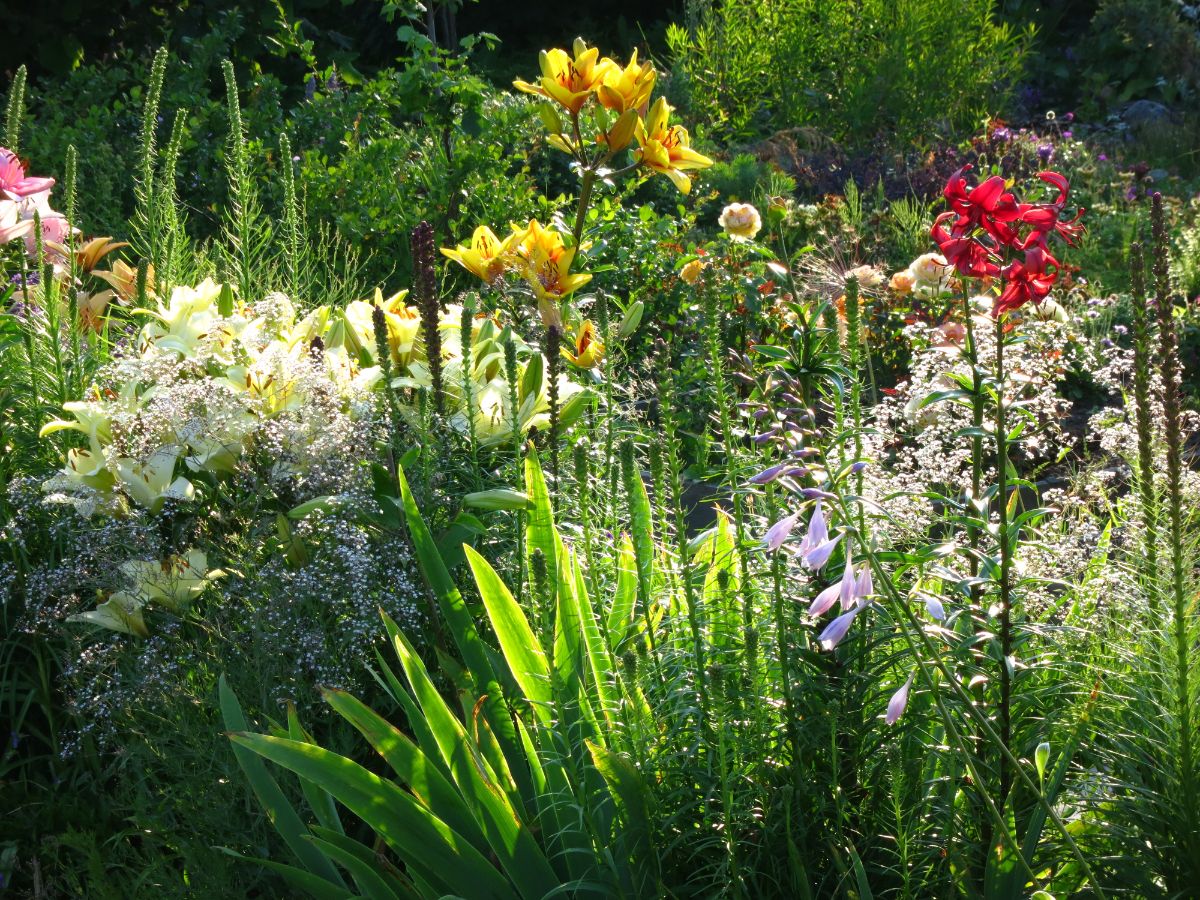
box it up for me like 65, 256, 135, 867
924, 595, 946, 621
749, 463, 789, 485
886, 671, 917, 725
796, 502, 841, 570
762, 512, 800, 552
797, 501, 827, 548
800, 487, 837, 500
849, 461, 868, 474
748, 464, 806, 485
818, 603, 863, 650
809, 553, 855, 616
854, 564, 872, 600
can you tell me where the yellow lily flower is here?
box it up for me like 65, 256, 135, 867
343, 289, 423, 369
440, 225, 517, 286
120, 549, 218, 614
562, 319, 605, 369
597, 49, 656, 113
67, 591, 149, 638
512, 219, 592, 316
633, 97, 714, 195
513, 38, 615, 115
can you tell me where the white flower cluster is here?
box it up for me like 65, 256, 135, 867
41, 280, 590, 519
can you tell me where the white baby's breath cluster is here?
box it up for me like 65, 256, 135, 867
863, 316, 1076, 538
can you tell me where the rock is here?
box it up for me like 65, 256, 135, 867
1122, 99, 1173, 129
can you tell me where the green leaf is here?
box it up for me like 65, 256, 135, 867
383, 624, 559, 898
227, 732, 516, 900
464, 544, 553, 721
606, 533, 638, 651
396, 466, 531, 801
214, 848, 356, 900
524, 449, 557, 605
305, 830, 407, 900
218, 676, 347, 890
287, 704, 344, 837
320, 687, 488, 855
588, 742, 657, 895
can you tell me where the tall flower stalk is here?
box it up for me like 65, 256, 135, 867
1151, 192, 1199, 851
1128, 241, 1160, 587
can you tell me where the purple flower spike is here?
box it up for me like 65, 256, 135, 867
886, 671, 917, 725
854, 564, 873, 600
808, 579, 842, 617
818, 605, 862, 651
802, 535, 842, 570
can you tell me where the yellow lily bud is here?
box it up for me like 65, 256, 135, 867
602, 109, 639, 153
562, 319, 605, 369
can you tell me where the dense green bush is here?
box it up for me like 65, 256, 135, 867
665, 0, 1031, 146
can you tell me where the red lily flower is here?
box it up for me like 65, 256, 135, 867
943, 165, 1022, 246
994, 244, 1059, 317
932, 212, 1000, 278
1017, 171, 1086, 246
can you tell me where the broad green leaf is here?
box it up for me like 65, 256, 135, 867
464, 545, 553, 721
218, 676, 347, 889
396, 466, 531, 802
320, 687, 488, 855
524, 449, 557, 605
287, 704, 344, 837
384, 624, 559, 898
305, 828, 409, 900
606, 533, 637, 650
228, 732, 516, 900
574, 549, 620, 731
588, 742, 658, 895
215, 848, 356, 900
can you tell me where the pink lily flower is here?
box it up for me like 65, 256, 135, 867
0, 148, 54, 201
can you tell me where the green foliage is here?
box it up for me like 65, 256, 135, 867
666, 0, 1031, 146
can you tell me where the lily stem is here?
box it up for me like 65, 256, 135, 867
994, 311, 1014, 803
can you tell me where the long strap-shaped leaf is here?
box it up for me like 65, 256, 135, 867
321, 687, 490, 856
465, 544, 554, 725
524, 449, 558, 605
305, 828, 411, 900
218, 676, 347, 890
227, 732, 517, 900
386, 619, 562, 899
396, 465, 533, 803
